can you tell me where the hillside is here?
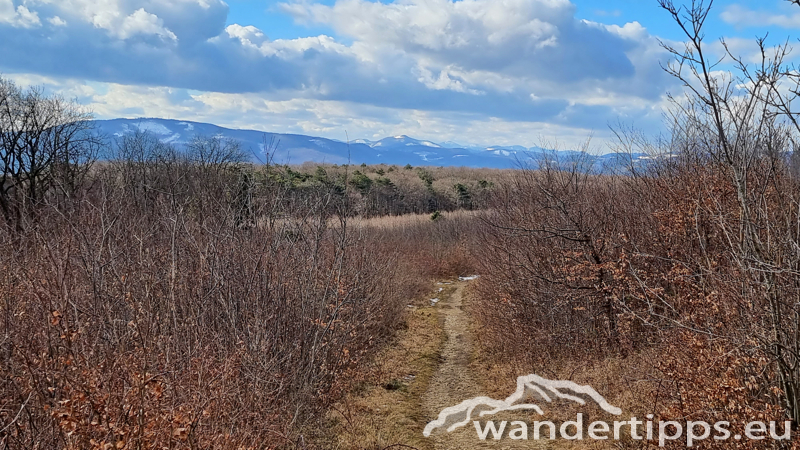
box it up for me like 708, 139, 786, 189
94, 118, 648, 172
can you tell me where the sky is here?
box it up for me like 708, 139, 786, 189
0, 0, 798, 151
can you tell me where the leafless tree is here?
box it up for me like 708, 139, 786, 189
657, 0, 800, 426
0, 77, 100, 230
186, 134, 246, 174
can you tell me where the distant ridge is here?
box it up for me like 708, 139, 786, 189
93, 118, 650, 172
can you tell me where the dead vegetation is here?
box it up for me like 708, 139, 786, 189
6, 2, 800, 449
469, 2, 800, 448
312, 283, 452, 450
0, 83, 482, 448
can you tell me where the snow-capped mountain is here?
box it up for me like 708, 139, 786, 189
371, 135, 442, 149
93, 118, 648, 172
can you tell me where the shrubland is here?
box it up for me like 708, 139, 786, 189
5, 2, 800, 449
470, 1, 800, 448
0, 82, 481, 449
290, 162, 505, 217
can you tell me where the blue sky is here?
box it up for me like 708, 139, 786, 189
1, 0, 798, 150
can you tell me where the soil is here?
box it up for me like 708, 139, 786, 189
421, 280, 547, 450
317, 279, 560, 449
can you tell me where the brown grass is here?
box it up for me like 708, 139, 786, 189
346, 210, 480, 231
309, 283, 452, 450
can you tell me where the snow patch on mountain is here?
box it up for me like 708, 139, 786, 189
134, 121, 173, 136
162, 133, 182, 144
92, 118, 651, 172
309, 139, 329, 149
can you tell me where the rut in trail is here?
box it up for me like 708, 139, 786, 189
421, 280, 545, 450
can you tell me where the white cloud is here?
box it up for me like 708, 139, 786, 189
29, 0, 227, 41
281, 0, 593, 79
0, 0, 679, 150
47, 15, 66, 26
414, 65, 484, 94
277, 0, 671, 110
0, 0, 41, 28
5, 73, 610, 149
721, 4, 800, 29
221, 26, 350, 58
117, 8, 176, 41
224, 24, 267, 46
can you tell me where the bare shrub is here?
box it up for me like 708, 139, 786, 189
471, 2, 800, 443
0, 137, 452, 448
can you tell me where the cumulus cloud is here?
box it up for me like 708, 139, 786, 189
47, 15, 66, 26
0, 0, 678, 148
27, 0, 228, 42
8, 74, 609, 149
116, 8, 176, 41
282, 0, 635, 82
721, 4, 800, 29
0, 0, 41, 28
223, 24, 269, 47
274, 0, 673, 123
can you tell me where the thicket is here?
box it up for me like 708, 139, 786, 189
0, 79, 480, 449
473, 1, 800, 448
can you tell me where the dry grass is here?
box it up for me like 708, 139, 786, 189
464, 283, 665, 450
310, 284, 453, 450
346, 210, 480, 231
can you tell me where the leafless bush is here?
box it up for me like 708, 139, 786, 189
472, 4, 800, 447
0, 132, 464, 447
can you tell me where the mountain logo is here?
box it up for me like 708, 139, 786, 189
423, 374, 622, 437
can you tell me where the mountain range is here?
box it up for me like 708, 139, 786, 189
93, 118, 648, 172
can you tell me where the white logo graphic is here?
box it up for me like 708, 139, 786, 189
423, 374, 622, 437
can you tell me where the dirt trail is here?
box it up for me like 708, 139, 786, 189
320, 279, 552, 449
422, 280, 545, 450
422, 280, 483, 445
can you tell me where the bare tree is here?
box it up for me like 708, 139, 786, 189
657, 0, 800, 426
0, 77, 100, 230
186, 134, 246, 174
